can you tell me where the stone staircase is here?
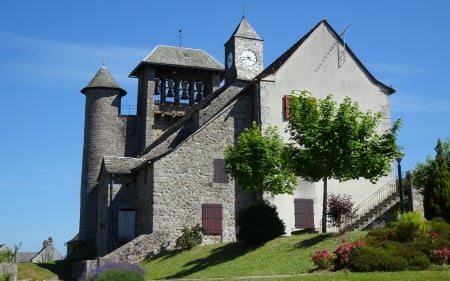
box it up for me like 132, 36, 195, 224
345, 179, 399, 231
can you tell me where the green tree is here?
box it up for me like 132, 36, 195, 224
286, 91, 401, 232
224, 121, 296, 198
421, 139, 450, 221
412, 138, 450, 195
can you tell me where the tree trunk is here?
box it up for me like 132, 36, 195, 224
322, 177, 328, 233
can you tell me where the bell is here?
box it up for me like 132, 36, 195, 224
154, 78, 161, 95
166, 79, 175, 97
181, 81, 189, 99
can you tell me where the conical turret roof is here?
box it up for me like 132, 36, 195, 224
81, 65, 126, 95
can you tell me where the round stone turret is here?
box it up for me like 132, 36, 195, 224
79, 66, 126, 245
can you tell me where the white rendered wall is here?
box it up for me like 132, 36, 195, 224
260, 22, 395, 233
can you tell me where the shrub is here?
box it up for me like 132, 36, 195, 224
348, 246, 408, 272
79, 262, 146, 281
333, 239, 365, 270
430, 247, 450, 265
175, 224, 203, 250
430, 217, 450, 248
395, 211, 431, 242
364, 228, 432, 271
311, 249, 335, 269
327, 193, 357, 233
409, 254, 432, 270
237, 200, 285, 244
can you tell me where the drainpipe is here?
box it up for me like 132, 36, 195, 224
109, 173, 115, 252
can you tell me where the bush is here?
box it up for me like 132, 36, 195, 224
327, 193, 357, 233
395, 211, 431, 242
237, 200, 285, 244
430, 247, 450, 265
175, 224, 203, 250
333, 239, 365, 270
79, 262, 146, 281
311, 249, 335, 269
348, 246, 408, 272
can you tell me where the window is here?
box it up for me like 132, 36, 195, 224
202, 204, 223, 235
118, 209, 136, 242
294, 199, 314, 229
213, 159, 228, 183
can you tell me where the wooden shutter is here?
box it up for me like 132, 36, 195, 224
202, 204, 223, 235
213, 159, 229, 183
118, 209, 136, 242
283, 95, 291, 120
294, 199, 314, 229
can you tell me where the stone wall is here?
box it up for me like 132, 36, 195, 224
0, 263, 17, 281
151, 85, 255, 243
73, 231, 169, 281
97, 172, 142, 256
98, 231, 170, 264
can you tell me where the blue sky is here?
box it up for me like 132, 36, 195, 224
1, 1, 449, 255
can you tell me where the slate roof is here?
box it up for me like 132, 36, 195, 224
129, 45, 224, 77
102, 156, 145, 174
228, 16, 263, 41
257, 19, 395, 95
16, 252, 38, 263
140, 81, 250, 161
81, 66, 126, 95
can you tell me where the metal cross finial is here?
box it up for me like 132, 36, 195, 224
177, 28, 184, 48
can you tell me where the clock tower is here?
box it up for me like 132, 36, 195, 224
224, 17, 263, 85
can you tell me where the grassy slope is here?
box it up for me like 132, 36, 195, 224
16, 232, 450, 280
142, 231, 450, 280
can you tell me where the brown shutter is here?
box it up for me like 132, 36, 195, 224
202, 204, 223, 235
284, 95, 291, 120
213, 159, 229, 183
294, 199, 314, 229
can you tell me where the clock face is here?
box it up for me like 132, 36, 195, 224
240, 49, 257, 66
227, 52, 234, 69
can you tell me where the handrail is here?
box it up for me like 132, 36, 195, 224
350, 179, 397, 227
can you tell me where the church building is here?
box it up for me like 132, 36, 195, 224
69, 17, 397, 259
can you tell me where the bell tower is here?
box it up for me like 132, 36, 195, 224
224, 17, 263, 85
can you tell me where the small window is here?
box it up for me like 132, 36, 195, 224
213, 159, 229, 183
202, 204, 223, 235
294, 199, 314, 229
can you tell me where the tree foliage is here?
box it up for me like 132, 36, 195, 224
224, 121, 296, 197
415, 139, 450, 222
286, 91, 401, 232
412, 138, 450, 194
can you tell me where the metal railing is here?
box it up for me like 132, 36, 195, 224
345, 179, 397, 230
353, 179, 397, 219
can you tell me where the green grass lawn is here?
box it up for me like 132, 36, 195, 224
142, 231, 450, 280
15, 231, 450, 280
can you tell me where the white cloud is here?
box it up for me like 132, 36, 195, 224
390, 91, 450, 113
0, 31, 148, 90
370, 62, 426, 77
